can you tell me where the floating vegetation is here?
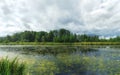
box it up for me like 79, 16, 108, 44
29, 53, 120, 75
0, 46, 120, 75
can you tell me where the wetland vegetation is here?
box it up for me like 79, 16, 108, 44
0, 57, 26, 75
0, 45, 120, 75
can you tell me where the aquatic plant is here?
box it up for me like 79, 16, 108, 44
0, 57, 27, 75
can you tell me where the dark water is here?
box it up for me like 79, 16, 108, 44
0, 45, 120, 75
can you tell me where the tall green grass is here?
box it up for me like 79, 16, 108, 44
0, 57, 27, 75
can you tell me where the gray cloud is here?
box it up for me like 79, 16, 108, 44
0, 0, 120, 37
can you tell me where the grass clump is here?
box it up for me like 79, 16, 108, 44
0, 57, 27, 75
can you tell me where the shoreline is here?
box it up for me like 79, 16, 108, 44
0, 42, 120, 45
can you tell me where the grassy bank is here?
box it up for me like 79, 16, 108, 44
0, 42, 120, 45
0, 57, 27, 75
74, 42, 120, 45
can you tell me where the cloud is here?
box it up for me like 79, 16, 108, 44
0, 0, 120, 36
80, 0, 120, 36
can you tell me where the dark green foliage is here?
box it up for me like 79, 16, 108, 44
0, 28, 104, 43
35, 31, 47, 42
21, 31, 36, 42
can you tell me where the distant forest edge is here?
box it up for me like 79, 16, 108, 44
0, 29, 120, 44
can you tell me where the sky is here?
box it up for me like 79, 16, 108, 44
0, 0, 120, 37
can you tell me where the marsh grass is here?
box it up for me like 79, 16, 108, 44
0, 57, 27, 75
1, 42, 120, 45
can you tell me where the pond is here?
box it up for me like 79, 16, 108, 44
0, 45, 120, 75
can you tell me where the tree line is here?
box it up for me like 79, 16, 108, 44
0, 29, 119, 43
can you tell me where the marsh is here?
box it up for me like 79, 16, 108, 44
0, 45, 120, 75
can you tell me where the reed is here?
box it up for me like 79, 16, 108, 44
0, 57, 27, 75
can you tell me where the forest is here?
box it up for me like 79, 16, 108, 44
0, 29, 119, 43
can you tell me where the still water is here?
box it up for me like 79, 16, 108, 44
0, 45, 120, 75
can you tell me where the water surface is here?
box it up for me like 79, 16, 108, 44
0, 45, 120, 75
